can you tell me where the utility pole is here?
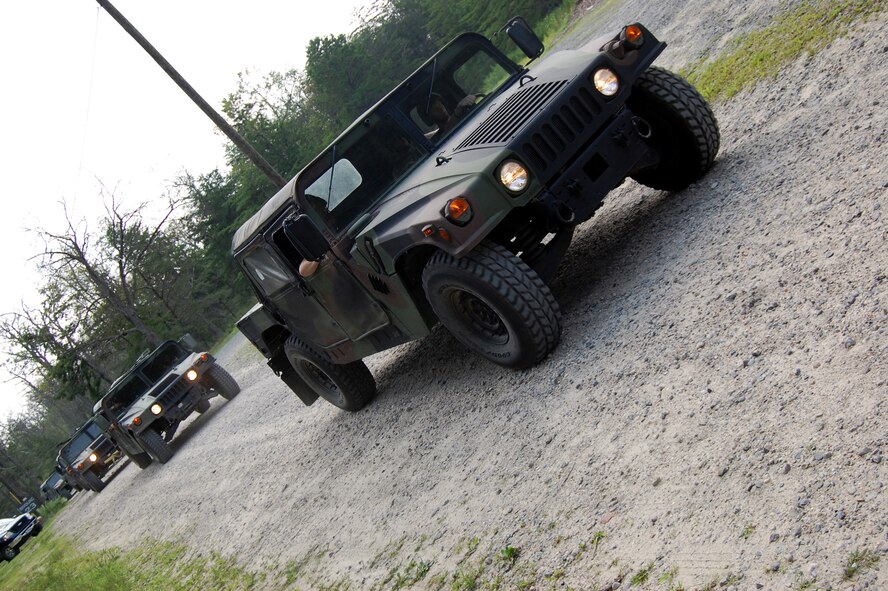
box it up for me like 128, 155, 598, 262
94, 0, 288, 189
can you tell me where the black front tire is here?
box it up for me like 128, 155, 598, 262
422, 240, 561, 369
83, 471, 106, 493
205, 365, 240, 400
284, 336, 376, 412
125, 449, 152, 469
2, 546, 17, 561
137, 428, 174, 464
628, 66, 719, 191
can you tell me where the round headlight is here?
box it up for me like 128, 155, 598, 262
498, 160, 529, 193
186, 369, 198, 381
150, 403, 163, 415
88, 453, 98, 463
593, 68, 619, 96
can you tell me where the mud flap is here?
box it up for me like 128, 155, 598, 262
280, 369, 320, 406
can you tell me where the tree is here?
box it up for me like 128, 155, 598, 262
39, 197, 175, 348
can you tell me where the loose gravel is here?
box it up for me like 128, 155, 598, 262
52, 1, 887, 589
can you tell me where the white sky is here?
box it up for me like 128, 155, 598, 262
0, 0, 369, 420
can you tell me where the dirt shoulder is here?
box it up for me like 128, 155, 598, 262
52, 2, 887, 590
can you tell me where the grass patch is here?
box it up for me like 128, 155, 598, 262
683, 0, 888, 103
36, 498, 67, 521
497, 545, 520, 566
659, 565, 684, 590
590, 530, 606, 555
536, 0, 578, 47
0, 533, 263, 591
630, 561, 655, 586
843, 548, 880, 580
375, 559, 433, 591
740, 523, 756, 539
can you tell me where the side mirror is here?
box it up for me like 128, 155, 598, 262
283, 215, 329, 262
178, 333, 198, 350
504, 16, 544, 60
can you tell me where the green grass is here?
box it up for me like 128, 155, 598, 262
0, 532, 263, 591
740, 523, 756, 539
536, 0, 579, 48
497, 545, 520, 566
683, 0, 888, 103
36, 498, 67, 521
630, 561, 655, 586
843, 548, 880, 581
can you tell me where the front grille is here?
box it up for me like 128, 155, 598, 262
93, 436, 116, 457
521, 86, 603, 171
456, 80, 570, 150
156, 377, 190, 408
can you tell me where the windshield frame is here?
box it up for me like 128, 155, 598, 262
100, 341, 190, 419
294, 33, 522, 237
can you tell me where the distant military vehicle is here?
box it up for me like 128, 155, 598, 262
40, 470, 74, 501
232, 17, 719, 412
56, 415, 119, 492
94, 337, 240, 466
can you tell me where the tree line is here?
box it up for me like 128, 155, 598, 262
0, 0, 569, 513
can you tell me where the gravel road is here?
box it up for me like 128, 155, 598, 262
52, 1, 887, 589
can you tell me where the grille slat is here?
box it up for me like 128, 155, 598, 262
157, 377, 190, 407
456, 80, 569, 150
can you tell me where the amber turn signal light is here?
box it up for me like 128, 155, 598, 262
622, 24, 643, 47
448, 198, 470, 219
132, 417, 142, 426
444, 197, 473, 226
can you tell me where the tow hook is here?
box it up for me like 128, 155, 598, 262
632, 116, 652, 138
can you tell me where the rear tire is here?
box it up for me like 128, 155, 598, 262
83, 471, 106, 493
284, 336, 376, 412
136, 428, 174, 464
205, 365, 240, 400
628, 67, 719, 191
422, 240, 561, 369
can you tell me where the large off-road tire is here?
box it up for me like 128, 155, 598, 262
422, 240, 561, 369
2, 546, 17, 561
628, 66, 719, 191
83, 471, 106, 493
284, 336, 376, 412
125, 449, 152, 469
136, 428, 174, 464
205, 365, 240, 400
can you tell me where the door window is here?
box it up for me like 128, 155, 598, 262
242, 248, 294, 297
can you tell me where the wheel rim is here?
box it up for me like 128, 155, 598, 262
296, 359, 347, 408
448, 289, 509, 345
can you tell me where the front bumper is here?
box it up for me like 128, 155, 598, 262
539, 107, 655, 222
